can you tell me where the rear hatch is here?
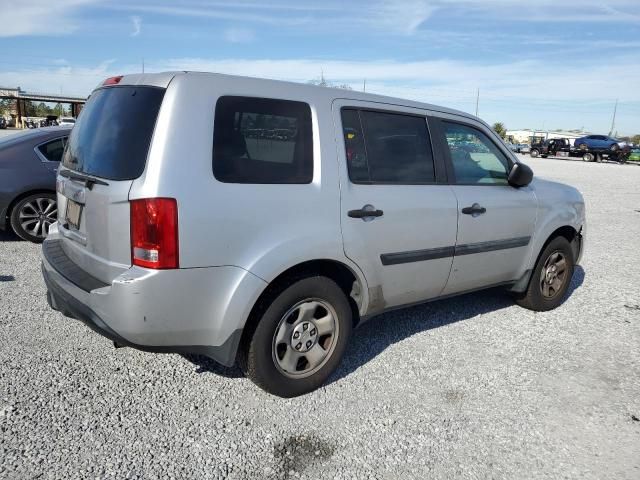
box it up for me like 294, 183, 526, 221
55, 82, 165, 284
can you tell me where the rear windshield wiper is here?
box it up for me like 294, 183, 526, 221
59, 169, 109, 189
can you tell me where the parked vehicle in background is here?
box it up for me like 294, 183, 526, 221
0, 127, 71, 242
574, 134, 621, 152
505, 142, 518, 152
628, 148, 640, 162
0, 118, 6, 129
42, 72, 585, 397
530, 138, 574, 158
58, 117, 76, 127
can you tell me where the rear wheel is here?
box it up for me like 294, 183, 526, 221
239, 276, 352, 397
10, 193, 57, 243
515, 236, 575, 311
530, 149, 539, 158
610, 143, 620, 152
582, 152, 595, 162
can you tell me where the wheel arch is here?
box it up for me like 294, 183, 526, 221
237, 258, 367, 361
512, 224, 582, 293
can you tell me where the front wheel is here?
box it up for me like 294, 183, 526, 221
530, 149, 540, 158
582, 152, 595, 162
239, 276, 352, 397
610, 143, 620, 152
515, 236, 575, 311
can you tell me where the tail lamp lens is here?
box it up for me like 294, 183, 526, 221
130, 198, 179, 269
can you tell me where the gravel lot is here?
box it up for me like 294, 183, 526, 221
1, 156, 639, 480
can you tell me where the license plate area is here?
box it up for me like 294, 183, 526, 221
65, 199, 83, 230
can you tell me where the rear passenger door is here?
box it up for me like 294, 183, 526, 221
431, 117, 537, 295
334, 101, 459, 310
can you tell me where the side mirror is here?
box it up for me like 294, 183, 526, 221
508, 162, 533, 187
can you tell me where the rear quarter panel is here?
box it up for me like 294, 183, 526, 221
0, 136, 58, 227
130, 73, 368, 305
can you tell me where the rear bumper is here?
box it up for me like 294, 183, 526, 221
41, 236, 267, 366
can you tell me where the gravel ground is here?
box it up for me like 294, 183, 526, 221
1, 156, 639, 480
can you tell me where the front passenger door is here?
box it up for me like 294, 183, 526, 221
434, 119, 537, 295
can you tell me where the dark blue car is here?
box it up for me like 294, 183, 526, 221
0, 127, 72, 242
574, 134, 621, 151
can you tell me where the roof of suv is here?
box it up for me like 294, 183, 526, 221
108, 71, 479, 124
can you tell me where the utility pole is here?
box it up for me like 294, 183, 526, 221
609, 98, 618, 136
475, 88, 479, 116
363, 79, 366, 92
142, 58, 145, 74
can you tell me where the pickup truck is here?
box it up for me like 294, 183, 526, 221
529, 138, 574, 158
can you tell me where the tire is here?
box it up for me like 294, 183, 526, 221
514, 236, 575, 311
530, 149, 539, 158
541, 154, 548, 158
578, 143, 587, 151
10, 193, 57, 243
239, 276, 352, 397
582, 152, 594, 162
610, 143, 619, 152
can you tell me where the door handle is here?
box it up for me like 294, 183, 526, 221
348, 205, 384, 219
461, 203, 486, 216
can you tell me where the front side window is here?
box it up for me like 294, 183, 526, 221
213, 96, 313, 184
340, 108, 435, 184
442, 122, 510, 185
37, 137, 67, 162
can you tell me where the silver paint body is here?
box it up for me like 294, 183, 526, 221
42, 71, 585, 354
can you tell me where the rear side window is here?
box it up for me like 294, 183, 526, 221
213, 96, 313, 184
62, 86, 165, 180
37, 137, 67, 162
341, 108, 435, 184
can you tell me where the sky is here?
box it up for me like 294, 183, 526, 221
1, 0, 639, 135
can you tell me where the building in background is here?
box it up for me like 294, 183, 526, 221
0, 87, 86, 128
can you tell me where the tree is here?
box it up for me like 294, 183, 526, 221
307, 72, 352, 90
492, 122, 507, 140
632, 134, 640, 145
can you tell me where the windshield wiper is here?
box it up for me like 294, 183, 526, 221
59, 169, 109, 189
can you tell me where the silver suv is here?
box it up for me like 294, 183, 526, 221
42, 72, 585, 397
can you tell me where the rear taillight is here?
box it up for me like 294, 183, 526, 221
130, 198, 179, 269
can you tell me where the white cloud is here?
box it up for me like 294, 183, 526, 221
371, 0, 437, 34
130, 16, 142, 36
0, 0, 99, 37
223, 27, 254, 43
1, 54, 638, 133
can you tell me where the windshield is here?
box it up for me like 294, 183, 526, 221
62, 86, 165, 180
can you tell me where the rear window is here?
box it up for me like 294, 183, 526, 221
212, 96, 313, 184
62, 86, 164, 180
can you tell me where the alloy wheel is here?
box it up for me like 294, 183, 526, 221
18, 197, 57, 239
